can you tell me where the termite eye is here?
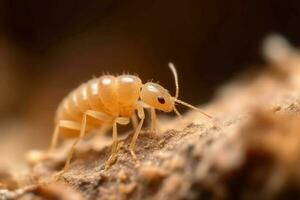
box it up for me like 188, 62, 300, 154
157, 96, 165, 104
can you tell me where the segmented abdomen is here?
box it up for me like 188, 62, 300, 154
55, 78, 107, 123
54, 74, 142, 138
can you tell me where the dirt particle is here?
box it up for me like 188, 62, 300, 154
0, 171, 18, 190
272, 105, 282, 112
33, 183, 84, 200
139, 165, 167, 183
118, 182, 137, 195
156, 174, 183, 198
117, 169, 127, 182
163, 155, 185, 171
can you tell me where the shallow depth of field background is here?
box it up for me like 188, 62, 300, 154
0, 0, 299, 170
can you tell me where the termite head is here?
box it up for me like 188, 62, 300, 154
140, 63, 212, 119
140, 82, 174, 112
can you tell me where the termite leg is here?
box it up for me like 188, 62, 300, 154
106, 121, 117, 167
106, 117, 130, 168
48, 120, 82, 153
131, 113, 138, 130
129, 102, 145, 160
63, 110, 113, 171
49, 125, 60, 153
111, 117, 130, 153
150, 108, 157, 136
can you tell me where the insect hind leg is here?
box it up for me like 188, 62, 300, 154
63, 110, 114, 171
28, 120, 79, 165
48, 120, 82, 153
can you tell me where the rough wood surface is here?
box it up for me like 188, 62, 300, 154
1, 35, 300, 200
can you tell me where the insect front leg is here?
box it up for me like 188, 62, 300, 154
150, 107, 157, 136
129, 102, 145, 161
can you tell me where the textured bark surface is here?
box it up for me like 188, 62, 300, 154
1, 35, 300, 200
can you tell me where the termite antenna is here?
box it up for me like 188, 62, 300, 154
174, 106, 182, 118
174, 99, 212, 119
168, 62, 179, 99
169, 62, 212, 119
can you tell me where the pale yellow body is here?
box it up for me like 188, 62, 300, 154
54, 75, 142, 138
45, 63, 211, 173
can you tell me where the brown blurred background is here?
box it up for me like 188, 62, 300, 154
0, 0, 300, 170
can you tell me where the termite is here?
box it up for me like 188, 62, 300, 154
45, 63, 212, 172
